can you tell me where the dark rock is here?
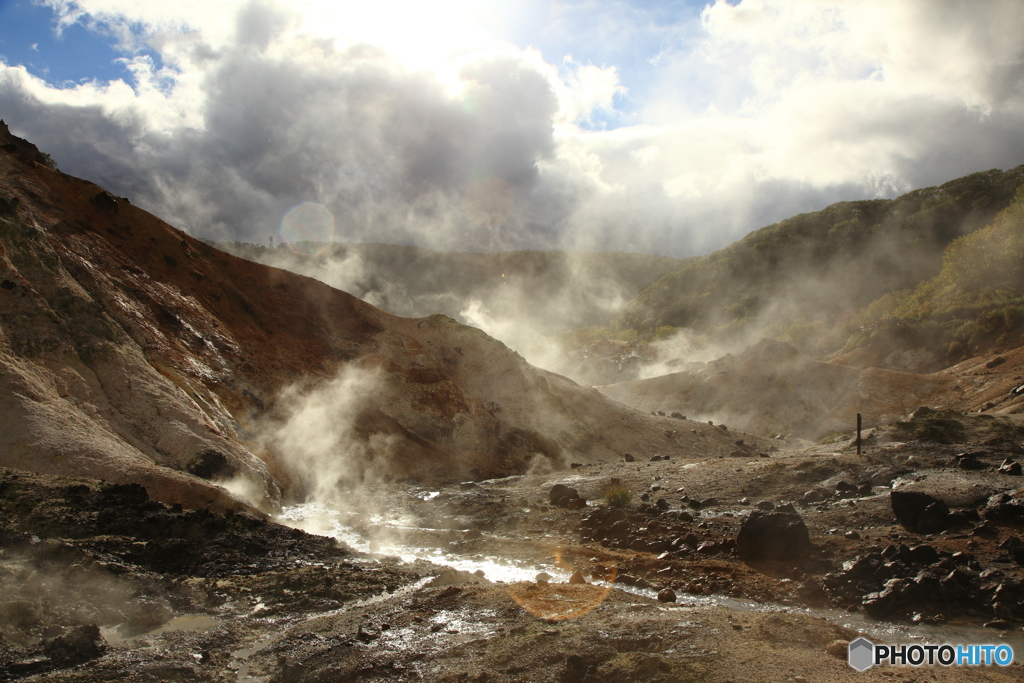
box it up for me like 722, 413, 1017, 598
90, 191, 119, 214
891, 490, 949, 532
944, 511, 973, 528
569, 571, 587, 584
736, 510, 812, 562
908, 545, 940, 565
550, 484, 583, 508
42, 624, 106, 666
775, 502, 797, 514
655, 498, 669, 511
187, 449, 237, 481
955, 453, 987, 470
984, 619, 1012, 630
657, 588, 676, 603
998, 459, 1022, 475
862, 582, 906, 619
972, 522, 999, 537
918, 502, 951, 534
356, 625, 380, 643
670, 412, 685, 419
623, 453, 635, 463
756, 500, 775, 511
983, 493, 1024, 522
570, 463, 583, 469
801, 490, 826, 504
842, 554, 883, 579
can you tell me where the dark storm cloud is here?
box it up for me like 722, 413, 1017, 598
0, 2, 569, 251
2, 0, 1024, 257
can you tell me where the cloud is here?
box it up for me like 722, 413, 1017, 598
1, 0, 1022, 256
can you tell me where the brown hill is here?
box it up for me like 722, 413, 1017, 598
596, 338, 1024, 440
0, 123, 764, 511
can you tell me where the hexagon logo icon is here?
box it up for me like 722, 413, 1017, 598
848, 637, 875, 671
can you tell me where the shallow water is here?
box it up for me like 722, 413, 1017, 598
276, 501, 1024, 652
102, 614, 220, 645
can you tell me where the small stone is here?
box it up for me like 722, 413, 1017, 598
845, 530, 860, 540
569, 571, 586, 584
535, 572, 552, 583
823, 643, 847, 663
657, 588, 676, 603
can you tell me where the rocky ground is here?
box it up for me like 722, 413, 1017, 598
3, 407, 1024, 682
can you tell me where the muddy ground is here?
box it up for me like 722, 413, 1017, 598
3, 409, 1024, 682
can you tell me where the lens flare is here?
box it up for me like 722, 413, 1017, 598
280, 202, 335, 256
509, 580, 615, 621
509, 550, 617, 621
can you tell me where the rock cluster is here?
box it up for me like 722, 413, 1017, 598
822, 543, 1024, 623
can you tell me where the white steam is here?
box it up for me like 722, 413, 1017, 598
263, 364, 393, 503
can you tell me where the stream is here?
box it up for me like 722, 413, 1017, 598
276, 501, 1024, 654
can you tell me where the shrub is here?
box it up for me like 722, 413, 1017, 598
604, 485, 632, 508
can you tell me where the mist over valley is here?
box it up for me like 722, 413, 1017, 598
3, 1, 1024, 680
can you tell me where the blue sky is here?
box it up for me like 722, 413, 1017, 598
0, 0, 133, 84
1, 1, 1023, 256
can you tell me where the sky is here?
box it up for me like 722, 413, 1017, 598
1, 0, 1023, 257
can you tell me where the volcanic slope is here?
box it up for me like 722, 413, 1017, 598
597, 338, 1024, 440
0, 123, 765, 510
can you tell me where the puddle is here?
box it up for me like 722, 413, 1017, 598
103, 614, 219, 645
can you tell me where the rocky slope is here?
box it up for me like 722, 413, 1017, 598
596, 339, 1024, 440
0, 123, 763, 512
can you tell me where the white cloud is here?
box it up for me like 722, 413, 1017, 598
1, 0, 1022, 256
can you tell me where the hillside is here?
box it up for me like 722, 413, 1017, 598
834, 185, 1024, 369
0, 122, 761, 512
611, 166, 1024, 362
216, 240, 684, 347
596, 338, 1024, 440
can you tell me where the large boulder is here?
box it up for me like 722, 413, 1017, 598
890, 490, 950, 533
736, 510, 812, 562
550, 484, 586, 509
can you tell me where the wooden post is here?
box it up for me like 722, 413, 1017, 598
856, 413, 862, 456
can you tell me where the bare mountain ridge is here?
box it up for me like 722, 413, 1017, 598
597, 338, 1024, 440
0, 123, 762, 511
216, 240, 684, 336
